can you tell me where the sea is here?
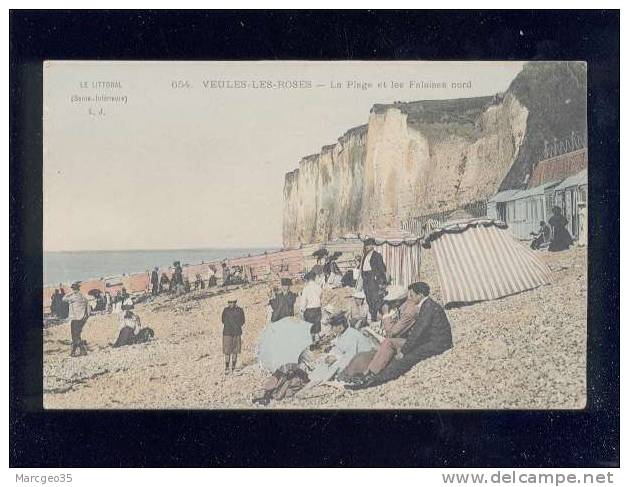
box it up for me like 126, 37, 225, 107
43, 248, 277, 287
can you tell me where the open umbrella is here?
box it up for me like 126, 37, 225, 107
257, 317, 312, 371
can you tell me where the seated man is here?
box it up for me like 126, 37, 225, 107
347, 281, 452, 389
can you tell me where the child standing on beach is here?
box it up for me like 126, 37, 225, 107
221, 299, 245, 375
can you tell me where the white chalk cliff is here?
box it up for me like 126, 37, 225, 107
283, 62, 587, 247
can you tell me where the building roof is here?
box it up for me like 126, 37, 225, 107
554, 169, 587, 191
489, 181, 560, 203
528, 148, 587, 188
488, 189, 522, 203
512, 180, 561, 200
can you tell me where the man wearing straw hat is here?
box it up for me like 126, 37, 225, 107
63, 281, 90, 357
221, 298, 246, 375
360, 237, 387, 323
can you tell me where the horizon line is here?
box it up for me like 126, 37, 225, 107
44, 245, 282, 253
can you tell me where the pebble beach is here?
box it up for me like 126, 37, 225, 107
43, 246, 587, 410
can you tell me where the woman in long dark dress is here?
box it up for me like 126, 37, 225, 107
548, 206, 573, 252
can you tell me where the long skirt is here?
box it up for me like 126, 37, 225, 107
113, 326, 135, 348
549, 226, 573, 251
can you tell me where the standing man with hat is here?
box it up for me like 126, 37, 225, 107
221, 298, 246, 374
63, 281, 90, 357
268, 278, 297, 322
360, 237, 387, 323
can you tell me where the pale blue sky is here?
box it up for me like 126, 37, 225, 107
44, 61, 524, 251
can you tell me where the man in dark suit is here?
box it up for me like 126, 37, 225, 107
346, 281, 453, 389
360, 237, 387, 322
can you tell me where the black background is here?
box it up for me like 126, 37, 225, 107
9, 10, 620, 467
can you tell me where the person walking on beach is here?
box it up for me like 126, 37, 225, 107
172, 261, 185, 295
105, 291, 113, 314
159, 272, 170, 293
300, 271, 323, 342
360, 238, 387, 323
151, 267, 159, 295
63, 281, 90, 357
221, 298, 245, 375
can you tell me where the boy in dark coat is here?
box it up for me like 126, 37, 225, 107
221, 299, 245, 374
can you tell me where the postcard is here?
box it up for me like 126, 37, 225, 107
42, 61, 587, 409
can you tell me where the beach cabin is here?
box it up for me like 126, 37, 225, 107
487, 182, 560, 240
487, 189, 521, 224
554, 169, 588, 241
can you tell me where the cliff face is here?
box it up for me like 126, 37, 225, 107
283, 62, 586, 247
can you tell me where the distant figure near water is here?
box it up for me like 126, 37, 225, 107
172, 261, 185, 295
151, 267, 159, 295
221, 262, 231, 287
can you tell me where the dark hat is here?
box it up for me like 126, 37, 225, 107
329, 312, 347, 327
408, 281, 430, 296
364, 237, 377, 246
281, 278, 292, 286
312, 248, 329, 259
70, 281, 81, 290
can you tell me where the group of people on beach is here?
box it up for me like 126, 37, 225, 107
149, 261, 249, 297
56, 280, 151, 357
213, 238, 453, 403
529, 206, 575, 252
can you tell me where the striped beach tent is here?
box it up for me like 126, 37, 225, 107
422, 218, 552, 305
357, 229, 422, 288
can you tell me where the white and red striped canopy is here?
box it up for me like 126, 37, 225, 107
348, 229, 423, 288
423, 219, 552, 305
